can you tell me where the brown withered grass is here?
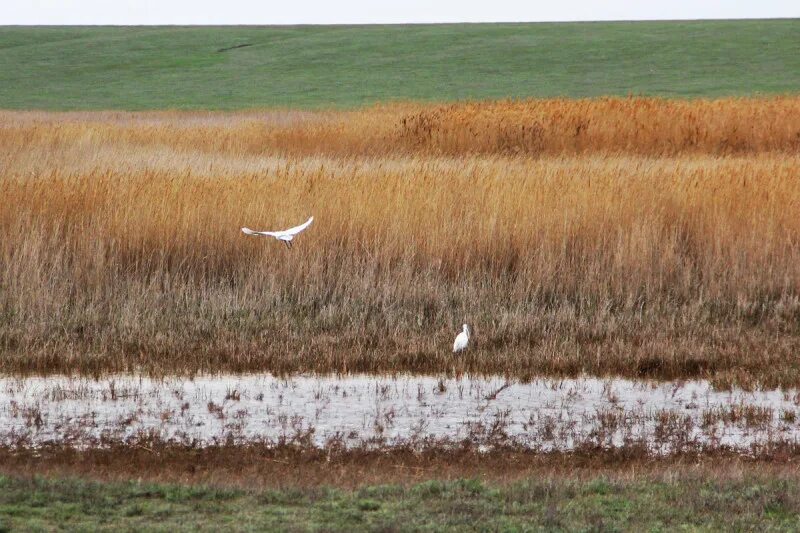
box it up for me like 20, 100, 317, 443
5, 444, 800, 490
2, 97, 800, 385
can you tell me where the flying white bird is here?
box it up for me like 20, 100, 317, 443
453, 324, 470, 353
241, 216, 314, 249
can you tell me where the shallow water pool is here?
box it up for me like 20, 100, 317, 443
2, 374, 799, 453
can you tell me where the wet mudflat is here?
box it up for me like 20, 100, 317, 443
2, 374, 800, 453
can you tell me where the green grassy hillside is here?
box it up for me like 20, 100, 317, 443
1, 20, 798, 109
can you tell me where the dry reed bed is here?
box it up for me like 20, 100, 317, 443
3, 96, 800, 158
1, 99, 800, 383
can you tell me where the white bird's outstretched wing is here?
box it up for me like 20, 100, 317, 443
241, 217, 313, 239
280, 216, 314, 237
241, 227, 278, 237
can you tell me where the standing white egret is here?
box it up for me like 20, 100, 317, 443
453, 324, 470, 353
241, 216, 314, 249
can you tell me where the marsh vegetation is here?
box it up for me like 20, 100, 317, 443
2, 99, 800, 385
4, 22, 800, 530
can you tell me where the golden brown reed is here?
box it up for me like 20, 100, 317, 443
4, 96, 800, 158
1, 98, 800, 384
